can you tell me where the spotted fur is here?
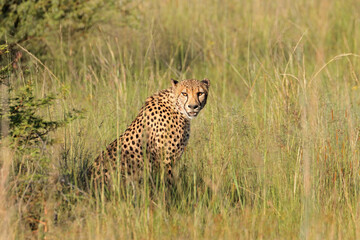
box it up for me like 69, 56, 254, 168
91, 78, 210, 186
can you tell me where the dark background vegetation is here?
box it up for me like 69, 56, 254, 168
1, 0, 360, 239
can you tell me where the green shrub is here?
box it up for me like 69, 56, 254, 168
5, 81, 82, 231
0, 0, 138, 56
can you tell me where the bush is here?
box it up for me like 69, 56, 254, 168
0, 42, 82, 231
5, 81, 82, 231
0, 0, 139, 56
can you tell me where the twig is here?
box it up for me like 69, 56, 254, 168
15, 43, 59, 82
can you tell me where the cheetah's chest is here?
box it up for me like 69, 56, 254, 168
141, 100, 190, 161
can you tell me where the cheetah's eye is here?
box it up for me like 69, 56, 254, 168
198, 92, 204, 96
181, 92, 188, 97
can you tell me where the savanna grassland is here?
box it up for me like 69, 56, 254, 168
1, 0, 360, 239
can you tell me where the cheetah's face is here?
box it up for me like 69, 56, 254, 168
172, 79, 210, 119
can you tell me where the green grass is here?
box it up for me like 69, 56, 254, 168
1, 0, 360, 239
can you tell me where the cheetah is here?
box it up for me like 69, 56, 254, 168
91, 78, 210, 187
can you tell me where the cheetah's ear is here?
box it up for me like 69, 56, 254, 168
171, 78, 179, 88
201, 78, 210, 88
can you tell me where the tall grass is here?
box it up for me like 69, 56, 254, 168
2, 0, 360, 239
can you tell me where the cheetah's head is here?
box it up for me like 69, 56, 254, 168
172, 78, 210, 120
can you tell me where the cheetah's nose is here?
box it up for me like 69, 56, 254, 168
188, 104, 199, 110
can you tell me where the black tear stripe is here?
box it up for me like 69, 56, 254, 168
183, 96, 189, 111
201, 94, 208, 108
